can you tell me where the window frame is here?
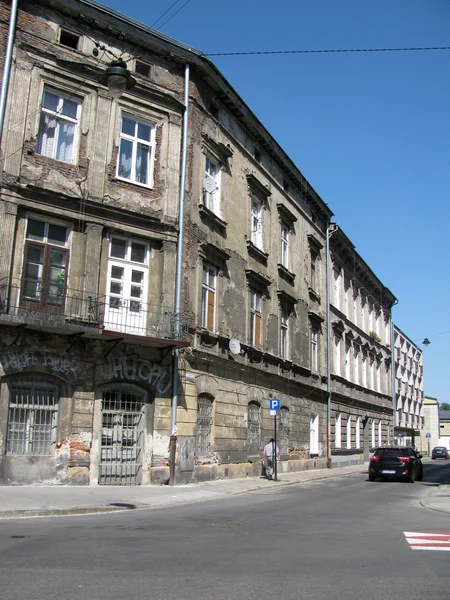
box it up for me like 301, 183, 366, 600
249, 288, 262, 348
280, 221, 289, 269
201, 263, 217, 331
250, 196, 263, 249
20, 217, 71, 310
116, 113, 156, 188
203, 156, 221, 215
310, 326, 319, 372
36, 86, 81, 164
280, 305, 289, 360
6, 377, 59, 455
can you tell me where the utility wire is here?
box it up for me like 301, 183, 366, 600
205, 45, 450, 57
151, 0, 185, 29
155, 0, 192, 31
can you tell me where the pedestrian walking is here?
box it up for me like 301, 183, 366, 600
263, 438, 279, 480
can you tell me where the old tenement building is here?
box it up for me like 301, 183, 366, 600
0, 0, 396, 485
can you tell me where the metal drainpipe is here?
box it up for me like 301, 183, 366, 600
0, 0, 19, 147
326, 221, 332, 467
169, 63, 190, 485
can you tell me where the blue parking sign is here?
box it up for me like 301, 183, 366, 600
270, 399, 281, 411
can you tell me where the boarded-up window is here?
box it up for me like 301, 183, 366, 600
250, 289, 262, 348
201, 264, 216, 331
247, 402, 261, 455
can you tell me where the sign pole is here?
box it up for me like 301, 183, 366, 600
273, 412, 277, 481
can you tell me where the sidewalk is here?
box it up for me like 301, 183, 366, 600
0, 464, 448, 519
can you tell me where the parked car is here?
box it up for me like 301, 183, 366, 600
368, 446, 423, 483
432, 446, 449, 460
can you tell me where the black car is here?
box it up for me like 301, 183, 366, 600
368, 446, 423, 483
432, 446, 449, 460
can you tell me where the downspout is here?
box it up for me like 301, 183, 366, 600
169, 63, 190, 485
0, 0, 19, 147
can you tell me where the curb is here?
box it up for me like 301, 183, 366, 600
0, 467, 368, 520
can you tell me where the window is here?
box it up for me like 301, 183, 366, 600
250, 197, 263, 248
247, 402, 261, 455
311, 327, 319, 371
355, 417, 361, 448
201, 264, 216, 331
310, 250, 318, 291
353, 349, 359, 386
334, 336, 342, 376
347, 416, 352, 449
280, 306, 289, 359
117, 114, 155, 186
279, 407, 290, 454
203, 157, 221, 214
361, 353, 368, 387
6, 378, 59, 455
371, 419, 376, 448
36, 88, 81, 164
105, 236, 149, 334
333, 269, 341, 310
21, 218, 69, 310
59, 30, 80, 49
378, 421, 382, 446
310, 414, 319, 455
196, 395, 213, 457
250, 288, 262, 348
344, 343, 351, 380
135, 60, 151, 78
281, 222, 289, 268
335, 413, 342, 449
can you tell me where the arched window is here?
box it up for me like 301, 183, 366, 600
279, 407, 290, 454
247, 402, 261, 455
196, 395, 213, 458
6, 377, 59, 455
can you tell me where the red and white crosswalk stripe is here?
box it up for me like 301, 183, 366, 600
404, 532, 450, 551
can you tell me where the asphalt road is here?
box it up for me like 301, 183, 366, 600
1, 459, 449, 600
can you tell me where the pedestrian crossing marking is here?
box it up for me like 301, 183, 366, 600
404, 531, 450, 551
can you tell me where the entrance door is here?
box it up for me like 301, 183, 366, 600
99, 388, 145, 485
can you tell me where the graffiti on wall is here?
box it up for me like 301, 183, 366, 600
98, 354, 172, 394
0, 349, 172, 394
1, 349, 81, 382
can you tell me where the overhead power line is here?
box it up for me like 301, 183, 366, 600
205, 45, 450, 57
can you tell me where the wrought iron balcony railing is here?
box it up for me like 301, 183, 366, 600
0, 278, 189, 341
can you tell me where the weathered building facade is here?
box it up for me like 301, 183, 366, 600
0, 0, 400, 485
392, 325, 424, 447
329, 229, 396, 466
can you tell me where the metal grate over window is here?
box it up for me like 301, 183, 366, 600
7, 378, 59, 455
247, 402, 261, 456
196, 395, 213, 457
279, 407, 290, 454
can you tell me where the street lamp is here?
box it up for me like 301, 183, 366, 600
99, 59, 136, 98
422, 338, 430, 347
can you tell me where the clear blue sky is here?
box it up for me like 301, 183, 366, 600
101, 0, 450, 402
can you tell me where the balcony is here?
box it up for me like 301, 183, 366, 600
0, 278, 189, 345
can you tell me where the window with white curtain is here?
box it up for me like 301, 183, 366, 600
378, 421, 382, 446
36, 88, 81, 164
371, 419, 376, 448
116, 114, 155, 186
